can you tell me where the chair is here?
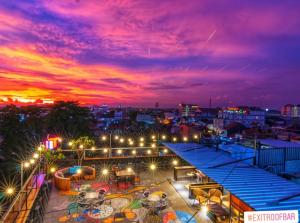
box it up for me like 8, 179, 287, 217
208, 189, 222, 204
192, 188, 208, 205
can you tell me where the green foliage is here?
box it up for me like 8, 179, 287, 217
46, 101, 94, 138
69, 136, 95, 166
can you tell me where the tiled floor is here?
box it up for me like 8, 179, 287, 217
44, 169, 207, 223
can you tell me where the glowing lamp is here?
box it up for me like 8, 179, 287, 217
50, 167, 56, 173
5, 187, 14, 195
102, 169, 108, 175
150, 164, 156, 171
33, 153, 39, 159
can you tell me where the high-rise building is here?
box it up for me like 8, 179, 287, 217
281, 104, 300, 117
178, 103, 200, 117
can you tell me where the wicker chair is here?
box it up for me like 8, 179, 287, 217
192, 188, 208, 205
208, 189, 222, 204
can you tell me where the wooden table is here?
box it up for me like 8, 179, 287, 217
116, 170, 136, 177
207, 203, 228, 219
174, 166, 196, 181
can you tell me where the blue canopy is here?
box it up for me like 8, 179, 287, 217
164, 143, 300, 212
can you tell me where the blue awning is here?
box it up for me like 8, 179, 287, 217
164, 143, 300, 212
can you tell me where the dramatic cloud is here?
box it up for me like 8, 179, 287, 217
0, 0, 299, 107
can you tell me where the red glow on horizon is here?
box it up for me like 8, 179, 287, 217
0, 96, 54, 106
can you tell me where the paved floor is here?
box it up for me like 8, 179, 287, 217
44, 168, 209, 223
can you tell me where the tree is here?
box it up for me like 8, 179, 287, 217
69, 136, 95, 166
46, 101, 95, 138
0, 105, 27, 159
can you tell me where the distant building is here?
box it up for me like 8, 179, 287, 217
136, 114, 154, 124
178, 103, 200, 117
281, 104, 300, 118
215, 106, 265, 128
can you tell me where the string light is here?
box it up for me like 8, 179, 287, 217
162, 135, 166, 140
114, 135, 119, 140
101, 136, 107, 141
139, 142, 144, 147
150, 164, 156, 170
102, 169, 108, 175
91, 146, 96, 151
147, 149, 152, 154
194, 135, 198, 139
29, 159, 35, 164
173, 137, 177, 142
103, 148, 108, 153
5, 187, 14, 196
140, 137, 144, 142
132, 150, 136, 155
129, 141, 134, 146
117, 149, 122, 154
183, 136, 188, 142
172, 160, 178, 166
58, 137, 62, 143
37, 146, 42, 151
76, 169, 82, 174
50, 167, 56, 173
79, 145, 84, 149
24, 162, 30, 168
151, 143, 156, 148
151, 135, 156, 139
68, 142, 73, 146
33, 153, 39, 159
119, 138, 124, 143
163, 148, 168, 153
127, 167, 132, 172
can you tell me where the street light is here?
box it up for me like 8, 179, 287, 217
183, 136, 188, 142
140, 137, 144, 142
119, 138, 124, 143
68, 141, 73, 146
101, 136, 107, 141
103, 148, 108, 153
114, 135, 119, 140
151, 143, 156, 148
132, 150, 136, 155
127, 167, 132, 172
162, 135, 166, 140
147, 149, 152, 154
29, 159, 35, 164
172, 137, 177, 142
79, 145, 84, 149
91, 146, 96, 151
163, 148, 168, 153
129, 141, 134, 146
151, 135, 156, 140
117, 149, 122, 155
194, 135, 198, 139
139, 142, 144, 147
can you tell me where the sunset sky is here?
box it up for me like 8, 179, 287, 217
0, 0, 299, 108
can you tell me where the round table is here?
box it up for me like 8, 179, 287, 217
87, 204, 113, 219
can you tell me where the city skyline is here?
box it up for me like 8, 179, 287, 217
0, 1, 300, 108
